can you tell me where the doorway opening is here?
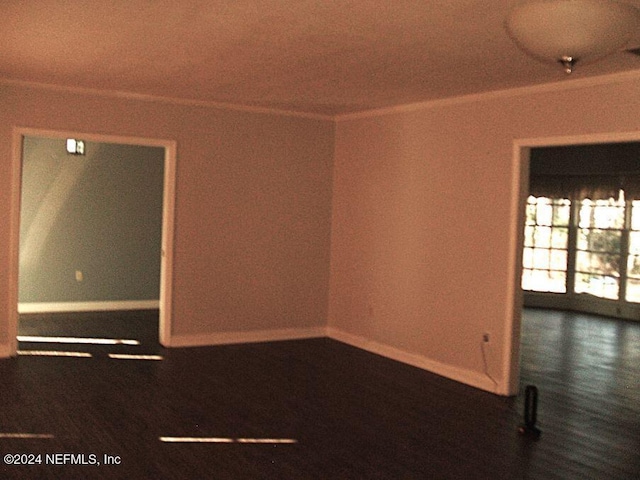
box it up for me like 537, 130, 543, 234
8, 128, 176, 354
508, 130, 640, 394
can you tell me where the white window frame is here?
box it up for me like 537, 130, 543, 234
523, 192, 640, 321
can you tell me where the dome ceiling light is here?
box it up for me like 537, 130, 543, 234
505, 0, 640, 73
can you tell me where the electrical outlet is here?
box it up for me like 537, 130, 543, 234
75, 270, 83, 282
482, 333, 490, 343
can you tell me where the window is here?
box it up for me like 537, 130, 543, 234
525, 143, 640, 317
626, 200, 640, 302
522, 192, 640, 306
575, 197, 624, 300
522, 196, 569, 293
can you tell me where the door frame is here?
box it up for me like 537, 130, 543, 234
507, 129, 640, 394
8, 127, 177, 352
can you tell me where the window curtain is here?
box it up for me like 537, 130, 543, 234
529, 143, 640, 201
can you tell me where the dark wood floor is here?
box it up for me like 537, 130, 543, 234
0, 308, 638, 479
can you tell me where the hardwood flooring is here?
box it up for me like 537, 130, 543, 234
0, 308, 638, 479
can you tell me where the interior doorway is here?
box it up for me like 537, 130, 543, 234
508, 130, 640, 394
8, 128, 176, 353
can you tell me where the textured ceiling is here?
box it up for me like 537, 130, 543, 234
2, 1, 640, 116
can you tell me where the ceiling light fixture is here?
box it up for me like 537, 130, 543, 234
505, 0, 640, 73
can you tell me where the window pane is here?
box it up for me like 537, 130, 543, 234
533, 248, 550, 269
553, 202, 571, 226
629, 232, 640, 255
577, 230, 588, 250
594, 205, 625, 229
534, 227, 551, 248
526, 202, 537, 226
524, 225, 535, 247
626, 278, 640, 303
578, 202, 591, 228
576, 251, 620, 276
577, 229, 621, 253
626, 201, 640, 302
627, 255, 640, 279
575, 273, 619, 300
523, 248, 533, 268
631, 201, 640, 231
550, 249, 567, 270
548, 270, 567, 293
574, 273, 588, 293
536, 200, 553, 226
521, 269, 532, 290
551, 228, 568, 248
521, 269, 566, 293
579, 198, 625, 229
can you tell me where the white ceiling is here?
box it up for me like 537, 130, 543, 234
2, 1, 640, 116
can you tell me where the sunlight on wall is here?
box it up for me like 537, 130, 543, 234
20, 144, 94, 269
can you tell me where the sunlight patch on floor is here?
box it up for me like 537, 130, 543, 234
108, 354, 163, 361
0, 433, 55, 439
17, 350, 92, 358
18, 335, 140, 345
236, 438, 298, 444
159, 436, 297, 444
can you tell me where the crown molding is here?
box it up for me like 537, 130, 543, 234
0, 77, 335, 122
3, 68, 640, 123
333, 69, 640, 122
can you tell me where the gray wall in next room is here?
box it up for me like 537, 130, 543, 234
19, 136, 165, 303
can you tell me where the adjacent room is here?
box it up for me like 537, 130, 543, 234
18, 137, 165, 314
1, 1, 639, 478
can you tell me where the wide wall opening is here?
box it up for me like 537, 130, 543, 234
522, 142, 640, 321
8, 129, 176, 354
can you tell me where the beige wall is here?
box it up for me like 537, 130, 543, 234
3, 74, 640, 395
0, 83, 335, 351
328, 74, 640, 395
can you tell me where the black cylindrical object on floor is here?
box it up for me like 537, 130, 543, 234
519, 385, 541, 439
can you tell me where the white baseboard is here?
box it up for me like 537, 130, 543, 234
167, 326, 327, 348
327, 327, 499, 394
11, 301, 503, 393
18, 300, 160, 314
169, 324, 499, 393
